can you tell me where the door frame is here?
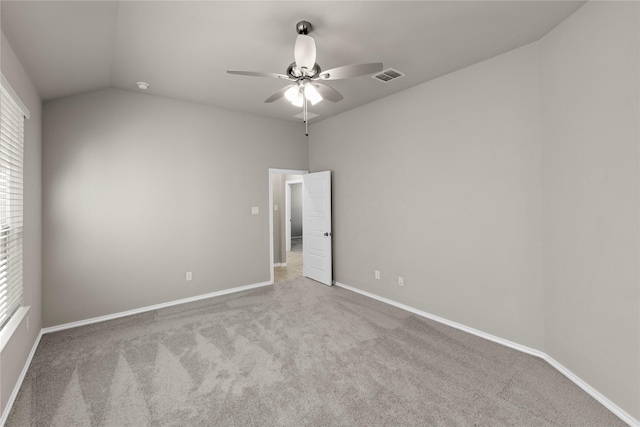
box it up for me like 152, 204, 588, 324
269, 168, 308, 284
285, 179, 303, 252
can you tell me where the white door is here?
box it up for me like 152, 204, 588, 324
303, 171, 332, 286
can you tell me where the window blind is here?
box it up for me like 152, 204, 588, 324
0, 81, 25, 330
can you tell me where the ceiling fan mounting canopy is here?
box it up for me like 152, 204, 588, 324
296, 20, 312, 35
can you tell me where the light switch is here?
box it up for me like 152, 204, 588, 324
274, 205, 279, 212
252, 206, 259, 214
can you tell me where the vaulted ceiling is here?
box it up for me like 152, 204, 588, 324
1, 1, 584, 123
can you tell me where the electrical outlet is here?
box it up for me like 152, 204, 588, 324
375, 270, 380, 280
251, 206, 259, 215
274, 204, 279, 211
398, 276, 404, 286
186, 272, 192, 281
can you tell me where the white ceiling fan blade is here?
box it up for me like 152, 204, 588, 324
227, 70, 292, 80
294, 35, 316, 71
316, 62, 383, 80
264, 85, 296, 103
313, 83, 343, 102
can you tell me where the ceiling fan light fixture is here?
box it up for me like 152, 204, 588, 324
284, 85, 300, 102
304, 83, 323, 105
291, 92, 304, 107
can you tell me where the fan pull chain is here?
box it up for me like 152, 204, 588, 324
304, 91, 309, 136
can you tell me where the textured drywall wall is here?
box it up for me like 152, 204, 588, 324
42, 88, 307, 326
540, 1, 640, 419
310, 42, 544, 349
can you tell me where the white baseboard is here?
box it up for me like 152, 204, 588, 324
333, 281, 545, 357
273, 263, 287, 267
333, 281, 639, 427
543, 355, 639, 427
0, 330, 42, 427
42, 280, 273, 334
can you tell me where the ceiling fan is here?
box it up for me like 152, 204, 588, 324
227, 21, 383, 135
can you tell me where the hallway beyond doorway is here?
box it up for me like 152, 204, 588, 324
275, 238, 303, 283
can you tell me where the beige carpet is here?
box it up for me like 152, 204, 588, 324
7, 278, 624, 426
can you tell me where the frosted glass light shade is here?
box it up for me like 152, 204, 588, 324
285, 85, 300, 102
304, 83, 322, 105
291, 92, 304, 107
284, 82, 322, 107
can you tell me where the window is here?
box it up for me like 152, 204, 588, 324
0, 75, 27, 330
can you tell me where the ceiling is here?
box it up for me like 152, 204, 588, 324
1, 1, 584, 124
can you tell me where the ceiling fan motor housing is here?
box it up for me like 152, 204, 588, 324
287, 62, 320, 79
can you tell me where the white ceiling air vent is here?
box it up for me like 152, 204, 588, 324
372, 68, 405, 83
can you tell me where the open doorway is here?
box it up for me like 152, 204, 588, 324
269, 169, 307, 283
285, 179, 303, 252
280, 179, 303, 282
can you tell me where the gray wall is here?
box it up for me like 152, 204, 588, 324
290, 183, 302, 237
540, 1, 639, 418
310, 42, 544, 349
42, 88, 308, 327
309, 2, 639, 419
0, 31, 42, 415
